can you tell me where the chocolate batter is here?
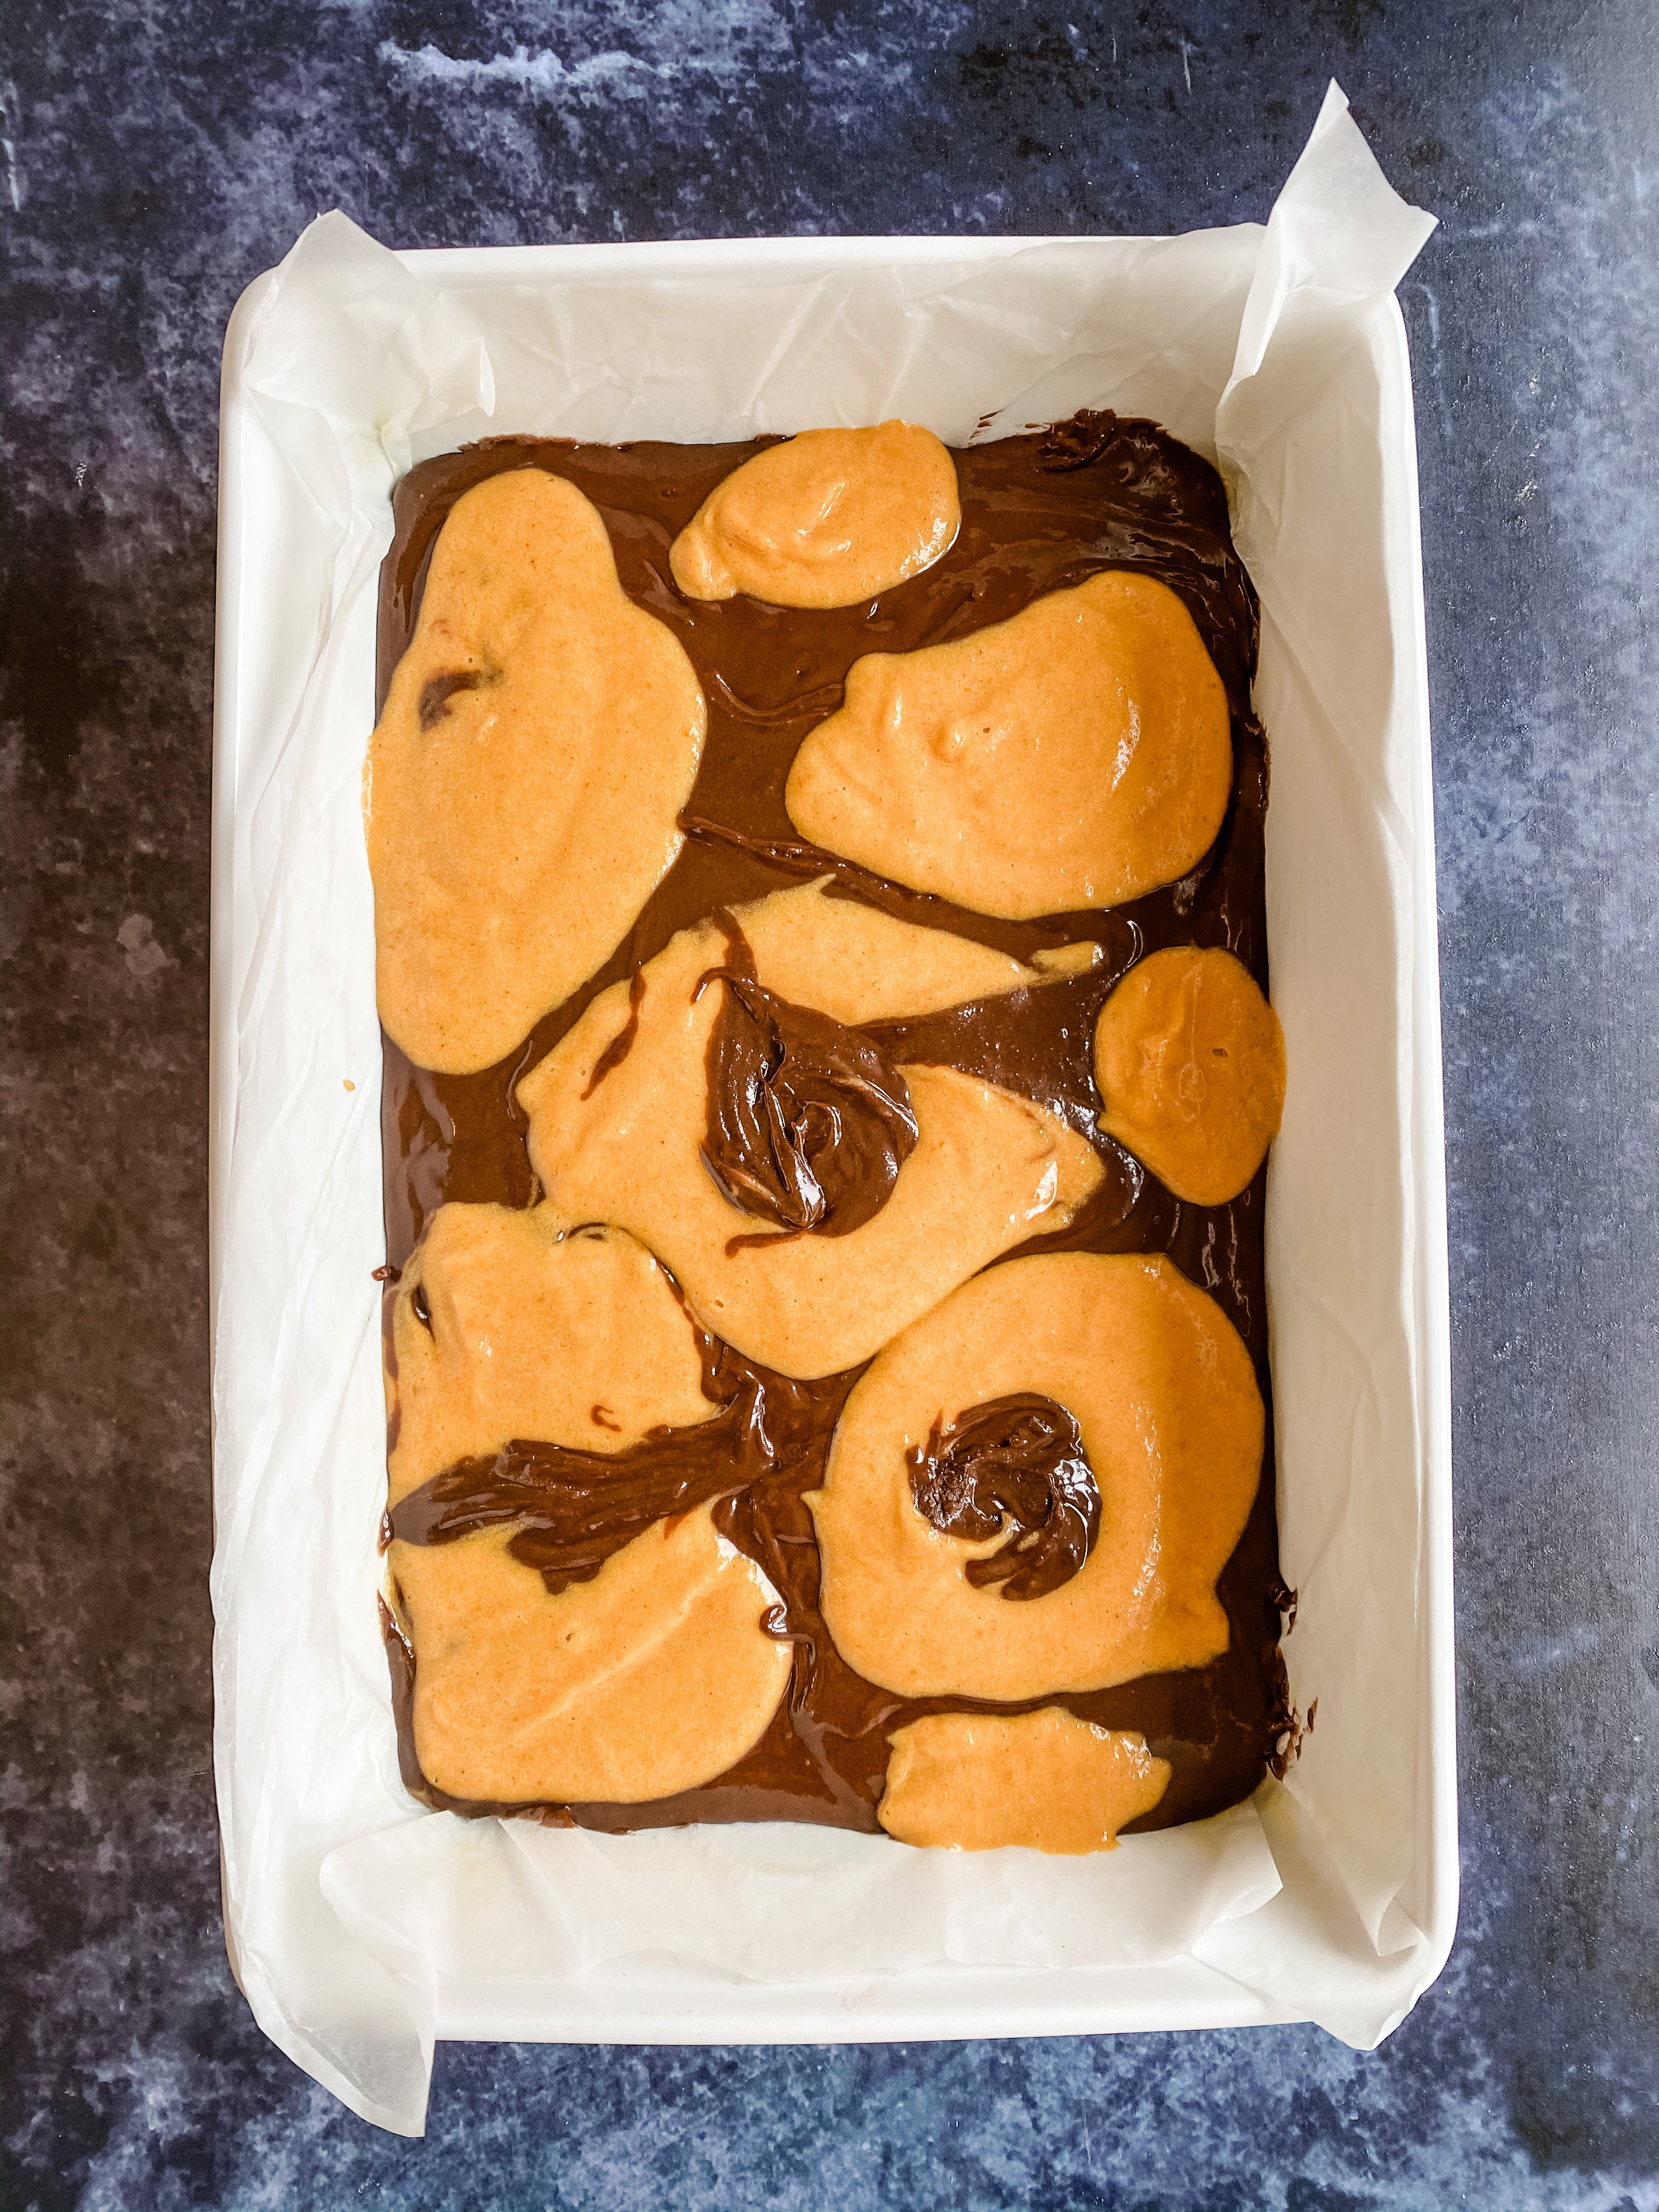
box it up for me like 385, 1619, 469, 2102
696, 914, 921, 1244
375, 411, 1288, 1838
906, 1393, 1101, 1603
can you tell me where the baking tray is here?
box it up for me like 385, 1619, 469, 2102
210, 88, 1453, 2136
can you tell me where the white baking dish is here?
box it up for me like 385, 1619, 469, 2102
210, 84, 1452, 2137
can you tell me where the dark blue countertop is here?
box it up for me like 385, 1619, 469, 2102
5, 2, 1656, 2205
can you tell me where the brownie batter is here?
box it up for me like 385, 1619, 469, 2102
374, 411, 1289, 1841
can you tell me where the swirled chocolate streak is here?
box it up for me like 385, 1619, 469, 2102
697, 913, 919, 1244
391, 1279, 820, 1598
394, 1431, 753, 1598
579, 969, 646, 1101
907, 1393, 1101, 1602
375, 410, 1290, 1838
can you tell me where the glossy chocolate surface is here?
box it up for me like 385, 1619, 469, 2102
376, 413, 1289, 1837
906, 1392, 1101, 1603
696, 913, 919, 1243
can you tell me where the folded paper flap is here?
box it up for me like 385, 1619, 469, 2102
1192, 1781, 1443, 2052
213, 95, 1449, 2137
1224, 81, 1438, 395
244, 210, 496, 465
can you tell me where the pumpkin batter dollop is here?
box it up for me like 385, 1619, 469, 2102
878, 1709, 1171, 1853
364, 469, 707, 1074
390, 1510, 790, 1805
1093, 945, 1286, 1205
809, 1251, 1263, 1700
386, 1204, 717, 1506
516, 884, 1103, 1378
669, 422, 960, 608
785, 569, 1232, 917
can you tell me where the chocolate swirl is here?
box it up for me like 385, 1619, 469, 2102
392, 1424, 753, 1598
1037, 408, 1123, 472
697, 916, 918, 1244
390, 1269, 833, 1599
907, 1393, 1101, 1601
417, 668, 487, 729
580, 968, 647, 1100
390, 1347, 792, 1599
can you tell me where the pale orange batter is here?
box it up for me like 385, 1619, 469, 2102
365, 469, 706, 1074
809, 1251, 1264, 1700
879, 1709, 1172, 1852
786, 570, 1232, 916
1093, 945, 1286, 1206
670, 422, 960, 608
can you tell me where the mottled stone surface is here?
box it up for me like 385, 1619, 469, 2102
4, 0, 1658, 2204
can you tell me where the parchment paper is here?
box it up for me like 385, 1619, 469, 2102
211, 84, 1446, 2136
